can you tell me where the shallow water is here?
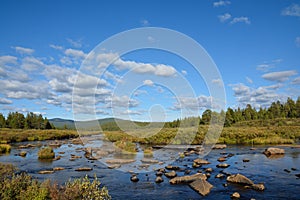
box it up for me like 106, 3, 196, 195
0, 136, 300, 200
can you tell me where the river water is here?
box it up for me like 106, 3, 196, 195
0, 135, 299, 200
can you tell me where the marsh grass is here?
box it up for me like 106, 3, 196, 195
0, 144, 11, 153
38, 146, 55, 160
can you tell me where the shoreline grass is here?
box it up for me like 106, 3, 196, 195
0, 129, 78, 144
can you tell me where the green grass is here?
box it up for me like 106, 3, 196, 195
38, 147, 55, 160
114, 140, 137, 153
0, 129, 78, 144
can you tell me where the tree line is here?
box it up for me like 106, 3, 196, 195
165, 97, 300, 128
0, 112, 54, 129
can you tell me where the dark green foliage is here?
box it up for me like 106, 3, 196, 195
1, 112, 54, 130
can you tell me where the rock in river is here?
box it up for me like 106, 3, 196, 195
155, 176, 164, 183
231, 192, 240, 199
189, 179, 213, 196
194, 158, 210, 165
75, 167, 93, 171
165, 170, 177, 178
38, 170, 54, 174
212, 144, 227, 149
227, 174, 254, 185
217, 163, 230, 168
169, 173, 206, 184
141, 158, 160, 164
130, 175, 139, 182
263, 147, 285, 156
106, 159, 135, 164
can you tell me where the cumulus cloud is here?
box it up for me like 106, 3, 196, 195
106, 95, 139, 108
262, 70, 297, 82
67, 38, 83, 48
0, 97, 12, 104
256, 59, 282, 72
218, 13, 231, 22
213, 1, 231, 7
171, 95, 221, 111
212, 78, 223, 87
120, 110, 142, 115
0, 55, 18, 66
230, 17, 251, 24
13, 46, 34, 54
64, 48, 86, 59
21, 57, 45, 71
50, 44, 64, 50
292, 77, 300, 85
143, 79, 154, 86
231, 83, 250, 96
281, 4, 300, 17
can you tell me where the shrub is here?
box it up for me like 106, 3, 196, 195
38, 146, 55, 160
0, 144, 11, 153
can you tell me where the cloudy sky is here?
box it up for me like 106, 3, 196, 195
0, 0, 300, 121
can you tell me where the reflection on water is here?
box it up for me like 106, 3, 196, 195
0, 137, 300, 200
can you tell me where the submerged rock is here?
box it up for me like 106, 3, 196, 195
263, 147, 285, 156
106, 159, 135, 164
38, 170, 54, 174
141, 158, 159, 164
189, 179, 213, 196
169, 173, 206, 184
251, 183, 265, 191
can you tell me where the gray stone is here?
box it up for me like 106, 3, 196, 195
189, 179, 213, 196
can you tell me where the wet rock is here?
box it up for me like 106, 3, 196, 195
227, 174, 254, 185
19, 144, 36, 148
165, 165, 180, 170
192, 163, 201, 168
231, 192, 240, 199
141, 159, 159, 164
194, 158, 210, 165
53, 156, 61, 161
72, 138, 83, 145
185, 169, 191, 175
223, 183, 228, 187
58, 151, 65, 154
53, 167, 65, 171
291, 167, 297, 171
263, 147, 285, 156
156, 171, 164, 176
284, 169, 291, 173
130, 175, 139, 182
217, 157, 226, 162
19, 151, 27, 157
243, 158, 250, 162
139, 164, 150, 169
205, 173, 211, 178
205, 168, 213, 173
189, 179, 213, 196
251, 183, 265, 191
75, 167, 93, 171
157, 168, 166, 173
165, 170, 177, 178
38, 170, 54, 174
169, 173, 206, 184
106, 159, 135, 164
215, 174, 225, 179
295, 174, 300, 178
217, 163, 230, 168
213, 144, 227, 149
155, 176, 164, 183
108, 164, 121, 169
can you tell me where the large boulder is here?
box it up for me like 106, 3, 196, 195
189, 179, 213, 196
227, 174, 254, 185
169, 173, 206, 184
263, 147, 285, 156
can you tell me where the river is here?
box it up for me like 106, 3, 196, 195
0, 135, 299, 200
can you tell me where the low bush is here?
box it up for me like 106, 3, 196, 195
0, 144, 11, 153
38, 146, 55, 160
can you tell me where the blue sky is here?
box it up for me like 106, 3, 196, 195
0, 0, 300, 121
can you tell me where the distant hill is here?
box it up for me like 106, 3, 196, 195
49, 117, 125, 130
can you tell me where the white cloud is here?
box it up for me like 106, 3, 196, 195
230, 17, 251, 24
281, 4, 300, 17
106, 95, 139, 108
246, 77, 253, 84
0, 55, 18, 66
212, 78, 223, 87
0, 97, 12, 104
13, 46, 34, 54
296, 37, 300, 47
218, 13, 231, 22
64, 48, 86, 59
141, 19, 150, 26
213, 1, 231, 7
50, 44, 64, 50
171, 95, 220, 111
262, 70, 297, 82
292, 77, 300, 85
143, 79, 154, 86
256, 59, 282, 72
67, 38, 83, 48
120, 110, 142, 115
21, 56, 45, 71
231, 83, 250, 96
181, 70, 187, 75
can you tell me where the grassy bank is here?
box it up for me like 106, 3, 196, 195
103, 125, 300, 145
0, 129, 78, 144
0, 163, 110, 200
